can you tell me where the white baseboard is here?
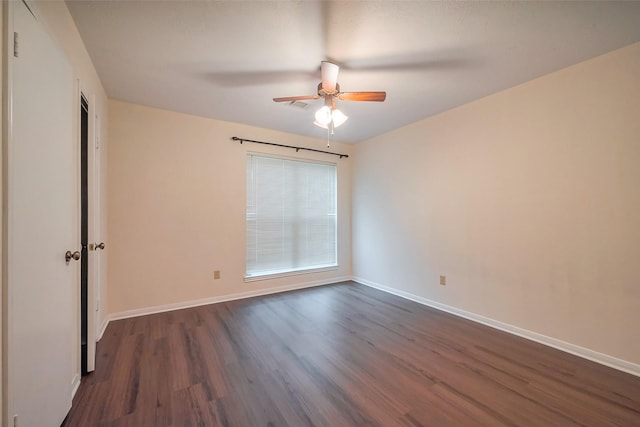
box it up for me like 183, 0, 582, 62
97, 315, 109, 341
352, 276, 640, 378
101, 276, 351, 334
71, 373, 81, 399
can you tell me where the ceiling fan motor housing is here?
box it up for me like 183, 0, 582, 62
318, 82, 340, 97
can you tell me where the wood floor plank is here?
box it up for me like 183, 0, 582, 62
63, 282, 640, 426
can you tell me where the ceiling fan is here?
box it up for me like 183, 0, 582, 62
273, 61, 386, 130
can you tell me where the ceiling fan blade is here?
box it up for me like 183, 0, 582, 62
320, 61, 339, 93
338, 92, 387, 102
273, 95, 320, 102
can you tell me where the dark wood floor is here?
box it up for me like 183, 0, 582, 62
63, 281, 640, 426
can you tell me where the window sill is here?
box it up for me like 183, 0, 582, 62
244, 265, 339, 283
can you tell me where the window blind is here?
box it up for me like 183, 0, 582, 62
246, 154, 337, 278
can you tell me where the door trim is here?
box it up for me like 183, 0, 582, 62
3, 2, 17, 424
77, 84, 98, 375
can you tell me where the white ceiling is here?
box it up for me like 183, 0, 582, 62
66, 0, 640, 143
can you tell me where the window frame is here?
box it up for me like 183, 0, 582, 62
244, 152, 339, 281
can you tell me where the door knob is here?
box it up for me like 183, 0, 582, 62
89, 242, 106, 251
65, 250, 81, 263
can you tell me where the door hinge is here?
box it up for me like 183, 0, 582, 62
13, 414, 18, 427
14, 32, 19, 57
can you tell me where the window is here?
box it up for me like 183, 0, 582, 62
246, 154, 337, 279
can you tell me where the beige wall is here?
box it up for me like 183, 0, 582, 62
353, 42, 640, 365
107, 100, 353, 314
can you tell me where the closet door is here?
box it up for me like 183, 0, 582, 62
7, 1, 77, 425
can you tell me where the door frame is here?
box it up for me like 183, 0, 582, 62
2, 0, 11, 421
77, 84, 98, 375
92, 105, 103, 346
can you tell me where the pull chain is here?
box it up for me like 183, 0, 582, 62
327, 121, 335, 148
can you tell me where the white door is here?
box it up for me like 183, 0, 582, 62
87, 108, 102, 372
7, 2, 77, 426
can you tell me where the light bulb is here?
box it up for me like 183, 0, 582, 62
314, 106, 332, 125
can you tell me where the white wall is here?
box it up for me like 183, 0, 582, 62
107, 100, 352, 315
353, 42, 640, 367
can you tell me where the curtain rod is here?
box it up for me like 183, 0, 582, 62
231, 136, 349, 159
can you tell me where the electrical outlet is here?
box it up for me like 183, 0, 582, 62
213, 270, 221, 280
439, 275, 446, 286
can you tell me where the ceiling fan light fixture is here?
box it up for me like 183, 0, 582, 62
314, 105, 332, 125
313, 120, 328, 129
331, 109, 348, 127
314, 107, 348, 129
